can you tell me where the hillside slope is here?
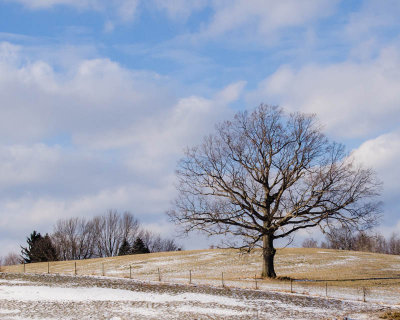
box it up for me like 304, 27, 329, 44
2, 248, 400, 303
0, 272, 385, 320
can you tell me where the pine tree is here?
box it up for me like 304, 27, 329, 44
21, 230, 42, 263
131, 237, 150, 254
118, 239, 131, 256
40, 234, 58, 261
21, 231, 58, 263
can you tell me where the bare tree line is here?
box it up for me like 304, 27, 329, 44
302, 227, 400, 255
0, 210, 180, 265
52, 210, 180, 260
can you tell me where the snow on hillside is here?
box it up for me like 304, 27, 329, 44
0, 273, 389, 320
2, 248, 400, 306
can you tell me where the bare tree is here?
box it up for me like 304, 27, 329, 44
372, 232, 389, 254
168, 105, 381, 278
4, 252, 21, 265
52, 217, 97, 260
0, 252, 21, 266
95, 210, 141, 257
120, 211, 141, 246
325, 226, 356, 250
389, 233, 400, 255
139, 230, 180, 253
302, 238, 318, 248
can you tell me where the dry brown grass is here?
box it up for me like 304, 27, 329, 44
2, 247, 400, 292
380, 311, 400, 319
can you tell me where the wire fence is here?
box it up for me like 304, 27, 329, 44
3, 261, 400, 305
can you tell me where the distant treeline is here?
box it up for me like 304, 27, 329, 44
302, 226, 400, 255
51, 210, 180, 261
1, 210, 180, 265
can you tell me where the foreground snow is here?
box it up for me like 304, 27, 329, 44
0, 273, 389, 320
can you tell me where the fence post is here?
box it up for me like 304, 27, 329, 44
47, 262, 50, 274
222, 272, 225, 288
74, 261, 77, 276
102, 263, 105, 276
189, 270, 192, 284
255, 274, 258, 290
130, 265, 132, 279
325, 282, 328, 297
23, 263, 26, 273
362, 287, 366, 302
158, 268, 161, 282
290, 279, 293, 293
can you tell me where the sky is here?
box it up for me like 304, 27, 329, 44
0, 0, 399, 256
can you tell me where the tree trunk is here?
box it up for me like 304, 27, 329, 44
262, 233, 276, 278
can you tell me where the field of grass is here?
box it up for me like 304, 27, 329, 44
2, 247, 400, 304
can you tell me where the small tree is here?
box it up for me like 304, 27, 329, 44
325, 226, 356, 250
302, 238, 318, 248
118, 239, 132, 256
131, 237, 150, 254
168, 105, 381, 278
389, 233, 400, 255
0, 252, 21, 266
21, 231, 58, 263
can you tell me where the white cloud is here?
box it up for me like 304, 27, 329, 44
248, 46, 400, 139
345, 0, 400, 40
104, 21, 115, 33
0, 43, 173, 144
195, 0, 338, 41
0, 144, 61, 189
352, 130, 400, 198
115, 0, 139, 22
5, 0, 102, 10
5, 0, 140, 24
0, 41, 245, 256
151, 0, 207, 21
5, 0, 338, 38
351, 130, 400, 229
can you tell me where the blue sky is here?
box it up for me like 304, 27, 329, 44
0, 0, 400, 255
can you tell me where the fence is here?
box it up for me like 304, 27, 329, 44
2, 260, 400, 305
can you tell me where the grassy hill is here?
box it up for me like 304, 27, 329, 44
2, 247, 400, 303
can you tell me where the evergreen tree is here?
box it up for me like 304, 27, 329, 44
40, 234, 58, 261
21, 230, 42, 263
21, 231, 58, 263
131, 237, 150, 254
118, 239, 131, 256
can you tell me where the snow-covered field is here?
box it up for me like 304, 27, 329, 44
0, 273, 390, 319
2, 248, 400, 307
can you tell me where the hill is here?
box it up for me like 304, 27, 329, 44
2, 247, 400, 304
0, 272, 386, 320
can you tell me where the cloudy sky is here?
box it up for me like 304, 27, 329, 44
0, 0, 399, 256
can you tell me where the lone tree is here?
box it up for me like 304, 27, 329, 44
168, 105, 381, 278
